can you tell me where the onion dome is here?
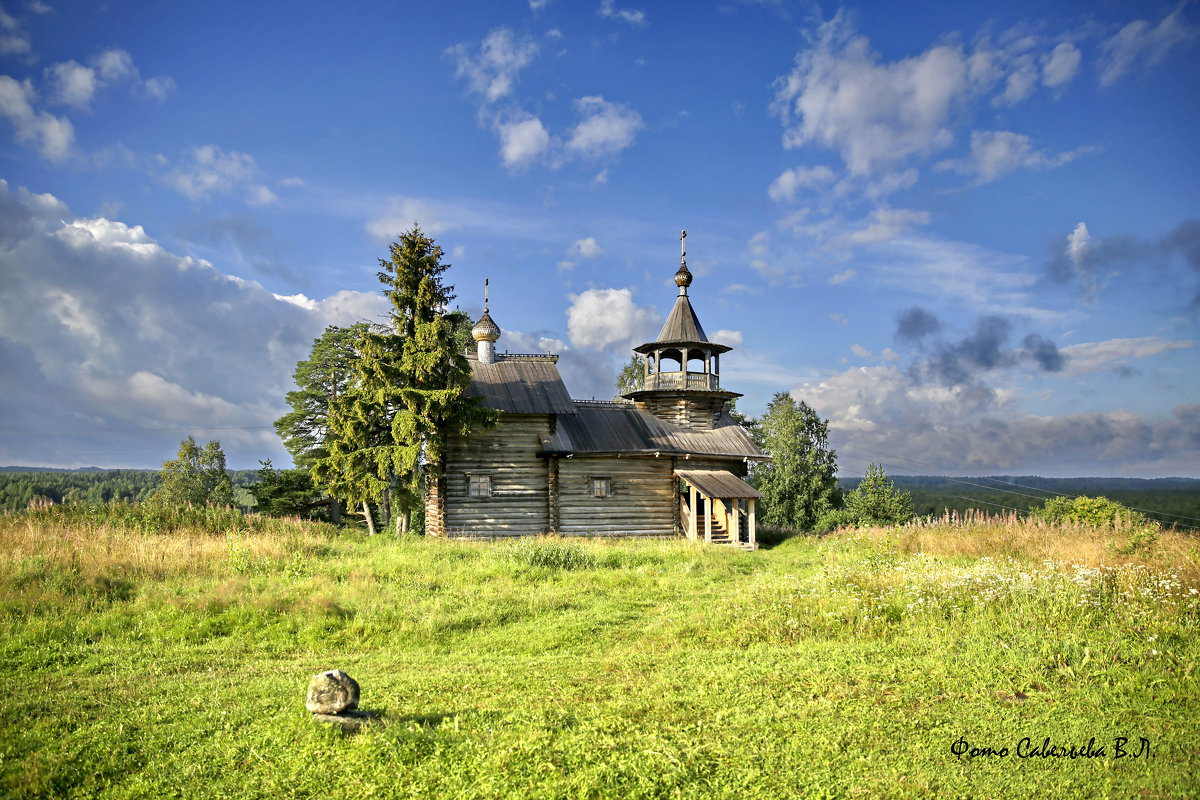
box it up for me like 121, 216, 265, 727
472, 278, 501, 342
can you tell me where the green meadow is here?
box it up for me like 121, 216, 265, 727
2, 507, 1197, 799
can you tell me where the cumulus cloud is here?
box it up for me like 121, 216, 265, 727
1042, 42, 1081, 89
935, 130, 1098, 185
566, 96, 643, 160
497, 114, 551, 170
45, 48, 174, 109
767, 164, 835, 202
0, 76, 75, 161
793, 364, 1200, 476
448, 27, 538, 103
1099, 5, 1198, 86
0, 180, 386, 468
565, 287, 660, 351
569, 237, 604, 259
711, 329, 743, 347
772, 12, 968, 176
1060, 337, 1196, 377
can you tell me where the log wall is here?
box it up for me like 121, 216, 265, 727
557, 456, 676, 536
441, 414, 552, 536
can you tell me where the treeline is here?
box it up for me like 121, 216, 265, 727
837, 475, 1200, 529
0, 469, 259, 513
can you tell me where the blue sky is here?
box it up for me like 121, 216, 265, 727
1, 0, 1197, 476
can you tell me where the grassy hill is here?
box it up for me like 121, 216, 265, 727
1, 508, 1196, 798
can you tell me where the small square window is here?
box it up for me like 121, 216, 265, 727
468, 474, 491, 498
591, 477, 611, 498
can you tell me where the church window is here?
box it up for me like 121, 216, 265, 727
590, 477, 611, 498
468, 474, 491, 498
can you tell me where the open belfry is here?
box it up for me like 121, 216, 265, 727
424, 232, 769, 547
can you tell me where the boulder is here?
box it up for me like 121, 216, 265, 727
305, 670, 360, 715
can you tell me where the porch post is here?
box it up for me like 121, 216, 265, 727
748, 498, 756, 548
704, 496, 712, 544
732, 499, 740, 544
688, 483, 697, 541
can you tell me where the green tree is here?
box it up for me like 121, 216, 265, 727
750, 393, 839, 531
157, 436, 234, 507
615, 353, 643, 398
275, 324, 366, 471
843, 463, 915, 526
315, 227, 495, 533
250, 459, 324, 518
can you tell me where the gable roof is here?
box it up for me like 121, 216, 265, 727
541, 401, 767, 460
676, 469, 762, 499
467, 355, 576, 415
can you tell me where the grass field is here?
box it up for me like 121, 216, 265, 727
2, 508, 1198, 799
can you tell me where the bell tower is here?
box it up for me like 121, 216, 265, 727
622, 231, 740, 429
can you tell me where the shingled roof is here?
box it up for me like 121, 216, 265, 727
540, 401, 766, 460
466, 355, 576, 415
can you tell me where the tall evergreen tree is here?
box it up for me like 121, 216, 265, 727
275, 323, 365, 470
750, 393, 839, 531
157, 436, 234, 507
315, 227, 495, 533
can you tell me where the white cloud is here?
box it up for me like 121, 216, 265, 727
246, 185, 279, 206
165, 145, 258, 201
1067, 221, 1090, 271
530, 0, 552, 10
46, 48, 174, 109
0, 76, 75, 161
711, 329, 743, 347
592, 168, 608, 186
828, 269, 855, 284
772, 12, 967, 176
839, 207, 931, 246
768, 165, 835, 202
936, 130, 1098, 184
497, 114, 551, 170
994, 55, 1038, 106
566, 96, 643, 160
0, 7, 30, 56
1042, 42, 1081, 89
566, 287, 660, 351
1100, 6, 1198, 86
0, 180, 386, 468
598, 0, 646, 27
1060, 337, 1196, 377
46, 60, 97, 108
364, 196, 461, 243
448, 27, 539, 103
569, 237, 604, 259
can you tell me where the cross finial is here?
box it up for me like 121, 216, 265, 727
484, 278, 489, 311
681, 229, 687, 261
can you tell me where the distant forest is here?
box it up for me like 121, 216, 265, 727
0, 468, 259, 513
839, 475, 1200, 531
3, 468, 1198, 532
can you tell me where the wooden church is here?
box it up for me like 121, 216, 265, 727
424, 232, 769, 547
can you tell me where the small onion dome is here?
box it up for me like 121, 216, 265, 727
472, 309, 501, 342
674, 262, 693, 289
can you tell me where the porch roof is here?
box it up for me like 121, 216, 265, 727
676, 469, 761, 500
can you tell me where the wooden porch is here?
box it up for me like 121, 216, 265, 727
676, 469, 759, 550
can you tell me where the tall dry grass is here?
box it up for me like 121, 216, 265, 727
0, 508, 335, 585
842, 509, 1200, 584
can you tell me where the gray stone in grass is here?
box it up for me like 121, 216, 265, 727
305, 670, 359, 715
